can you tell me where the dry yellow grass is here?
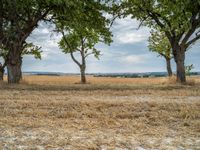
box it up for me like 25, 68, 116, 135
0, 75, 200, 149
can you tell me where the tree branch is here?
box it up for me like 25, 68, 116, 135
85, 52, 94, 58
145, 9, 172, 41
61, 31, 81, 67
21, 8, 51, 43
70, 51, 81, 67
186, 33, 200, 49
181, 13, 199, 45
136, 2, 174, 42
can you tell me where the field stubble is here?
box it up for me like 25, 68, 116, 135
0, 76, 200, 149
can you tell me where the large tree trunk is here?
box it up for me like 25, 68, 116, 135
7, 45, 22, 84
80, 65, 86, 84
7, 61, 21, 84
0, 66, 4, 81
165, 57, 172, 77
176, 57, 186, 83
173, 46, 186, 83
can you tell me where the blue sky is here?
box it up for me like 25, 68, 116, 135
23, 16, 200, 73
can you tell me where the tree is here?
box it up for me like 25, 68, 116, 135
0, 0, 52, 83
121, 0, 200, 83
60, 29, 111, 84
57, 1, 112, 84
0, 0, 91, 83
148, 30, 173, 76
0, 42, 42, 80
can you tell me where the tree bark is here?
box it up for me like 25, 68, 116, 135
0, 66, 4, 81
7, 44, 22, 84
19, 56, 23, 80
173, 46, 186, 83
165, 57, 172, 77
80, 65, 86, 84
80, 47, 86, 84
176, 57, 186, 83
7, 62, 21, 84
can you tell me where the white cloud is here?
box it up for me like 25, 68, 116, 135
21, 19, 200, 73
113, 16, 138, 29
40, 28, 50, 34
123, 55, 148, 64
112, 16, 150, 44
117, 32, 147, 44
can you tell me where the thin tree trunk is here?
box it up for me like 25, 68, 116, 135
165, 57, 172, 77
173, 46, 186, 83
80, 47, 86, 84
80, 65, 86, 84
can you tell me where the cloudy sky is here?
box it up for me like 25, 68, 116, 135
24, 16, 200, 73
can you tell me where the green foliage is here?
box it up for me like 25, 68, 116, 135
55, 0, 112, 43
0, 0, 111, 62
22, 43, 42, 60
185, 64, 194, 76
1, 0, 101, 56
121, 0, 200, 46
57, 0, 112, 64
148, 30, 172, 59
120, 0, 200, 82
0, 42, 42, 64
59, 29, 110, 60
1, 0, 51, 43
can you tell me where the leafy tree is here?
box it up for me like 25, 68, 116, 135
121, 0, 200, 83
59, 29, 111, 84
57, 1, 112, 84
0, 0, 52, 83
0, 0, 95, 83
0, 42, 42, 80
148, 30, 173, 76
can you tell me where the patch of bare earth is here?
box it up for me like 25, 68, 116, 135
0, 76, 200, 149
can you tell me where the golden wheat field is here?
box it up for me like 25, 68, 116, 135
0, 75, 200, 149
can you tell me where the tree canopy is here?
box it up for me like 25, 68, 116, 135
148, 30, 173, 76
57, 0, 112, 83
148, 30, 172, 59
0, 0, 111, 83
120, 0, 200, 83
1, 0, 199, 84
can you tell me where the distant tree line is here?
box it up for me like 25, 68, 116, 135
0, 0, 200, 84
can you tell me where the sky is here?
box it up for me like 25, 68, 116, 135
24, 16, 200, 73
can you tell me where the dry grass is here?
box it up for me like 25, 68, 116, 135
0, 75, 200, 149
